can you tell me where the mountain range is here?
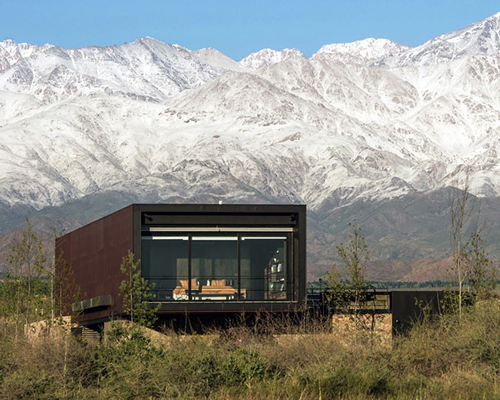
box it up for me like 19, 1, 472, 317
2, 12, 500, 280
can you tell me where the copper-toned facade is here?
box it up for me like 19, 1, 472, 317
55, 205, 133, 323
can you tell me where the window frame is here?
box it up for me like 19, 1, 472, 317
141, 229, 294, 302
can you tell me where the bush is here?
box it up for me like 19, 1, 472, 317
220, 349, 270, 386
1, 370, 55, 400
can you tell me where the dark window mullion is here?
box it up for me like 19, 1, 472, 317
188, 235, 192, 301
237, 234, 241, 300
288, 233, 294, 301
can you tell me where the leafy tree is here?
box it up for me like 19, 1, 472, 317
0, 218, 51, 338
0, 220, 82, 341
119, 251, 159, 328
326, 223, 371, 319
462, 229, 497, 301
448, 176, 497, 316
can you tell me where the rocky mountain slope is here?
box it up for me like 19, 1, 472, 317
378, 11, 500, 67
2, 12, 500, 279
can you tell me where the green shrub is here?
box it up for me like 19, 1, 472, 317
1, 370, 54, 400
320, 366, 364, 397
220, 348, 271, 386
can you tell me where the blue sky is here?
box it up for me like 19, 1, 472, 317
1, 1, 499, 60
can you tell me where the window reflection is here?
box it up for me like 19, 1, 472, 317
141, 236, 188, 301
190, 236, 238, 301
240, 237, 287, 300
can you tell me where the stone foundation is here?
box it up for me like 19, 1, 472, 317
331, 313, 392, 347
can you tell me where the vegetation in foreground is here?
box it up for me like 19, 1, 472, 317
0, 299, 499, 399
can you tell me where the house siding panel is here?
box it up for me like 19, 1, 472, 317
55, 205, 133, 323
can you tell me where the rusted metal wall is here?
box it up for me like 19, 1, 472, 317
56, 205, 133, 323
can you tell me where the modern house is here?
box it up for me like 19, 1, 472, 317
56, 204, 306, 327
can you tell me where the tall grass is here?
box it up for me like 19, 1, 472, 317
1, 300, 500, 399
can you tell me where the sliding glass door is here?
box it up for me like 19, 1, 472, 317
191, 236, 238, 301
240, 236, 287, 300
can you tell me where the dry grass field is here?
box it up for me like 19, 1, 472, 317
1, 300, 500, 399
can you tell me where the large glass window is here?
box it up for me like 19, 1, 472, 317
141, 232, 291, 302
141, 236, 188, 301
191, 236, 238, 301
240, 237, 287, 301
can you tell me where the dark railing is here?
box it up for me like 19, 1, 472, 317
146, 276, 290, 302
306, 287, 391, 312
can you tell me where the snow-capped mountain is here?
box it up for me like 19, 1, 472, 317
0, 39, 51, 72
378, 11, 500, 67
2, 11, 500, 277
239, 48, 305, 69
312, 38, 410, 63
191, 47, 246, 72
0, 37, 225, 103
